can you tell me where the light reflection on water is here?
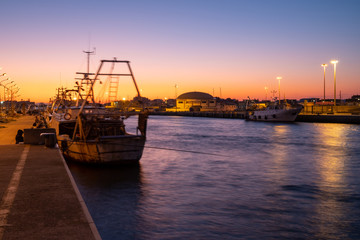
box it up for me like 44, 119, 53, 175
68, 116, 360, 240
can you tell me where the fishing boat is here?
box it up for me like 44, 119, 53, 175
49, 58, 148, 165
247, 102, 303, 122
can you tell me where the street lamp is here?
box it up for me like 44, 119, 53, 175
8, 83, 16, 89
2, 81, 12, 102
276, 76, 282, 104
7, 84, 16, 102
0, 78, 10, 84
174, 84, 178, 99
13, 88, 20, 101
331, 60, 338, 107
2, 82, 14, 112
13, 87, 20, 94
175, 84, 178, 112
321, 64, 327, 102
0, 79, 11, 107
3, 81, 14, 86
9, 84, 17, 112
264, 86, 268, 100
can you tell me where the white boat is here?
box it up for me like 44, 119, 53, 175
247, 103, 303, 122
49, 58, 148, 165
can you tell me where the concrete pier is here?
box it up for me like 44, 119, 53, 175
0, 116, 100, 240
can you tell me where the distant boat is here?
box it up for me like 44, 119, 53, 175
247, 102, 303, 122
49, 58, 148, 165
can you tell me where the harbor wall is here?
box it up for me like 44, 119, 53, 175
151, 111, 247, 119
296, 114, 360, 124
150, 111, 360, 124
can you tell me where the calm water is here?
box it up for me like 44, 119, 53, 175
68, 116, 360, 240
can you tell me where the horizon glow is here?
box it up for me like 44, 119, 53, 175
1, 0, 360, 103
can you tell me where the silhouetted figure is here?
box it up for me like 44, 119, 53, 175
15, 129, 24, 144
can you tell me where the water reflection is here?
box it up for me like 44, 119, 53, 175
67, 162, 144, 239
69, 117, 360, 240
316, 124, 347, 186
269, 124, 290, 180
68, 162, 143, 188
312, 124, 350, 239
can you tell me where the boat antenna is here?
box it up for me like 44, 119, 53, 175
83, 48, 96, 75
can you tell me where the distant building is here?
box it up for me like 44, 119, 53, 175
299, 98, 320, 103
347, 95, 360, 103
167, 91, 217, 112
214, 97, 239, 111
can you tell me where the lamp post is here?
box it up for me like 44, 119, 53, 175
8, 84, 16, 103
0, 78, 10, 85
11, 87, 19, 100
271, 90, 277, 100
13, 87, 20, 95
276, 77, 282, 104
174, 84, 178, 99
264, 86, 268, 101
321, 64, 327, 102
9, 85, 18, 113
2, 82, 14, 113
0, 78, 10, 111
175, 84, 178, 112
3, 81, 14, 101
331, 60, 338, 107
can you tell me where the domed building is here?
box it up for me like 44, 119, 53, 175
175, 91, 217, 112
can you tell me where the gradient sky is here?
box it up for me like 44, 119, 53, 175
1, 0, 360, 103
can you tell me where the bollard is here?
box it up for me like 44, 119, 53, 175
40, 133, 57, 148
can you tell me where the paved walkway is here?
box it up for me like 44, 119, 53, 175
0, 115, 100, 240
0, 115, 35, 145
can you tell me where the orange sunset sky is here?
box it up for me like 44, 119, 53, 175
1, 0, 360, 103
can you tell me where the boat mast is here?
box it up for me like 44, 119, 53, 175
75, 49, 96, 105
84, 49, 95, 76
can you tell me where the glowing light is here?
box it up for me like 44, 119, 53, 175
331, 60, 339, 107
264, 86, 268, 100
277, 76, 282, 102
122, 97, 126, 101
321, 64, 327, 101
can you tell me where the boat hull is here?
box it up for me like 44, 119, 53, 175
248, 107, 302, 122
60, 135, 146, 165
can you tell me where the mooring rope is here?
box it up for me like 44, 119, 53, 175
144, 145, 231, 157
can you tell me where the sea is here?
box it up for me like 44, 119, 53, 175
68, 115, 360, 240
